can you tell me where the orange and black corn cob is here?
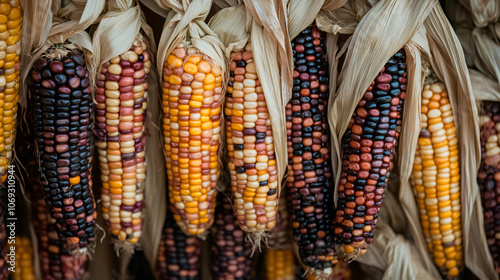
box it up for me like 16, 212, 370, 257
286, 26, 336, 270
157, 212, 201, 280
211, 192, 252, 280
334, 50, 406, 257
478, 101, 500, 275
29, 48, 96, 253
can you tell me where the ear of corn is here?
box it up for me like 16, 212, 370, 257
476, 102, 499, 275
157, 212, 201, 280
30, 155, 88, 280
211, 192, 253, 280
11, 237, 35, 280
225, 43, 278, 236
0, 0, 21, 184
29, 48, 96, 253
410, 82, 462, 278
162, 44, 222, 236
95, 38, 150, 244
306, 260, 352, 280
286, 26, 336, 272
264, 248, 295, 280
335, 50, 406, 258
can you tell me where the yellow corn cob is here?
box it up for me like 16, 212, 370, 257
11, 237, 35, 280
0, 0, 21, 183
410, 82, 462, 278
265, 248, 295, 280
225, 43, 278, 235
162, 43, 222, 236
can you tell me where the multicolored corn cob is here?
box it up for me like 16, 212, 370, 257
96, 38, 150, 244
11, 237, 35, 280
211, 192, 252, 280
162, 44, 222, 236
411, 82, 462, 278
478, 101, 500, 275
225, 43, 278, 235
286, 26, 336, 272
0, 0, 21, 184
30, 155, 88, 280
334, 50, 406, 258
157, 212, 201, 280
29, 47, 96, 253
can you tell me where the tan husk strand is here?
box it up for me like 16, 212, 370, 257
410, 81, 463, 278
95, 37, 150, 248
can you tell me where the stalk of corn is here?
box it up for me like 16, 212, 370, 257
95, 38, 150, 244
28, 47, 96, 253
410, 81, 462, 278
162, 44, 222, 236
211, 192, 253, 280
286, 26, 336, 272
334, 50, 406, 258
11, 237, 35, 280
157, 212, 201, 280
225, 43, 278, 236
264, 248, 295, 280
30, 155, 88, 280
0, 0, 21, 184
477, 102, 500, 275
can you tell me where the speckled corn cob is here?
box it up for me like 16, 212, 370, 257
0, 0, 21, 184
211, 192, 252, 280
478, 101, 500, 275
335, 50, 406, 258
162, 44, 222, 236
96, 38, 150, 244
11, 237, 35, 280
286, 26, 336, 272
411, 82, 462, 278
225, 43, 278, 235
30, 156, 88, 280
157, 212, 201, 280
29, 47, 96, 253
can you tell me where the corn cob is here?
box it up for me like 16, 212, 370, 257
225, 43, 278, 236
410, 82, 462, 278
478, 101, 500, 275
306, 260, 352, 280
267, 191, 290, 249
95, 38, 150, 244
162, 44, 222, 236
157, 212, 201, 280
286, 26, 335, 271
211, 192, 252, 280
11, 237, 35, 280
264, 248, 295, 280
30, 156, 88, 280
0, 0, 21, 184
334, 50, 406, 258
29, 47, 96, 253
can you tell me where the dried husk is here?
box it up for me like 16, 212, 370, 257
458, 0, 500, 28
208, 0, 291, 250
328, 0, 497, 279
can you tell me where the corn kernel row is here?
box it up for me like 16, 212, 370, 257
264, 248, 295, 280
162, 44, 222, 236
411, 82, 462, 278
10, 237, 35, 280
225, 43, 278, 234
0, 0, 21, 184
96, 38, 150, 243
477, 101, 500, 275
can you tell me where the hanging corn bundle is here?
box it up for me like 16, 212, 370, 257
476, 101, 500, 275
155, 0, 226, 237
22, 0, 105, 255
209, 0, 290, 247
0, 0, 21, 184
210, 191, 253, 280
157, 212, 201, 280
92, 0, 155, 252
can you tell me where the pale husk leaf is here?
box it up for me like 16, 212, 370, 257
458, 0, 500, 28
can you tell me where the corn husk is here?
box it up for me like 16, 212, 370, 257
328, 0, 497, 279
458, 0, 500, 28
209, 0, 291, 249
